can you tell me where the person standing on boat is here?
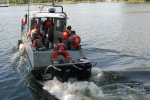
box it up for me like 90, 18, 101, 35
42, 18, 54, 48
21, 14, 27, 32
43, 18, 53, 33
31, 24, 44, 49
43, 23, 54, 49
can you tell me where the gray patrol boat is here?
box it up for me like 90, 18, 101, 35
18, 2, 96, 82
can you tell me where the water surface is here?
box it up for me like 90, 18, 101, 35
0, 2, 150, 100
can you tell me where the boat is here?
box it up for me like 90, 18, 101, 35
0, 4, 9, 7
18, 1, 96, 82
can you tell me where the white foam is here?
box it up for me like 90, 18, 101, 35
9, 51, 21, 65
90, 67, 103, 82
19, 43, 25, 56
43, 67, 104, 100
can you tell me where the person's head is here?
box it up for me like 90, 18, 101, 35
34, 24, 40, 31
67, 25, 71, 30
71, 30, 76, 35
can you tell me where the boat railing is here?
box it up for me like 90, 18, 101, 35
40, 5, 64, 13
52, 61, 97, 67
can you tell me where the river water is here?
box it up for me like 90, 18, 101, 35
1, 2, 150, 100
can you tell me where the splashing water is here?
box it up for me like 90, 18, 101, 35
43, 67, 105, 100
43, 67, 150, 100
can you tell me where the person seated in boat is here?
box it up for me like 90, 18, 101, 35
27, 19, 38, 38
54, 38, 66, 50
62, 25, 72, 48
31, 24, 45, 50
41, 18, 54, 48
67, 25, 72, 37
67, 30, 81, 50
62, 25, 72, 40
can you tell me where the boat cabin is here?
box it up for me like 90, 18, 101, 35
22, 5, 68, 44
21, 5, 82, 68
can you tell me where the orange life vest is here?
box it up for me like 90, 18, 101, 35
72, 35, 81, 47
22, 18, 26, 26
62, 31, 69, 40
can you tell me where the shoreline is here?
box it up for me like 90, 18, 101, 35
7, 1, 150, 6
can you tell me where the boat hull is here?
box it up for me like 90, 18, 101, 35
53, 63, 92, 82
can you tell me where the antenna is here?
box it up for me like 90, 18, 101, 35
27, 0, 30, 31
51, 0, 55, 6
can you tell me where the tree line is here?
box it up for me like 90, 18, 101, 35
1, 0, 51, 4
1, 0, 99, 4
0, 0, 145, 4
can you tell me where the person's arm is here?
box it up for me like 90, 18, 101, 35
31, 32, 36, 42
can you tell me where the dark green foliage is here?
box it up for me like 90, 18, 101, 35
1, 0, 96, 4
0, 0, 145, 4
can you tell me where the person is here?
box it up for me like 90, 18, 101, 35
21, 18, 26, 32
41, 18, 54, 48
54, 38, 66, 50
27, 19, 38, 38
28, 27, 36, 38
66, 25, 72, 37
21, 14, 27, 32
42, 22, 54, 49
62, 25, 72, 40
31, 24, 44, 50
47, 23, 54, 43
43, 18, 53, 34
67, 30, 81, 50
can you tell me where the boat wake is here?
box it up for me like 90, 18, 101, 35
85, 47, 150, 72
43, 67, 105, 100
10, 49, 31, 80
43, 68, 150, 100
10, 48, 150, 100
